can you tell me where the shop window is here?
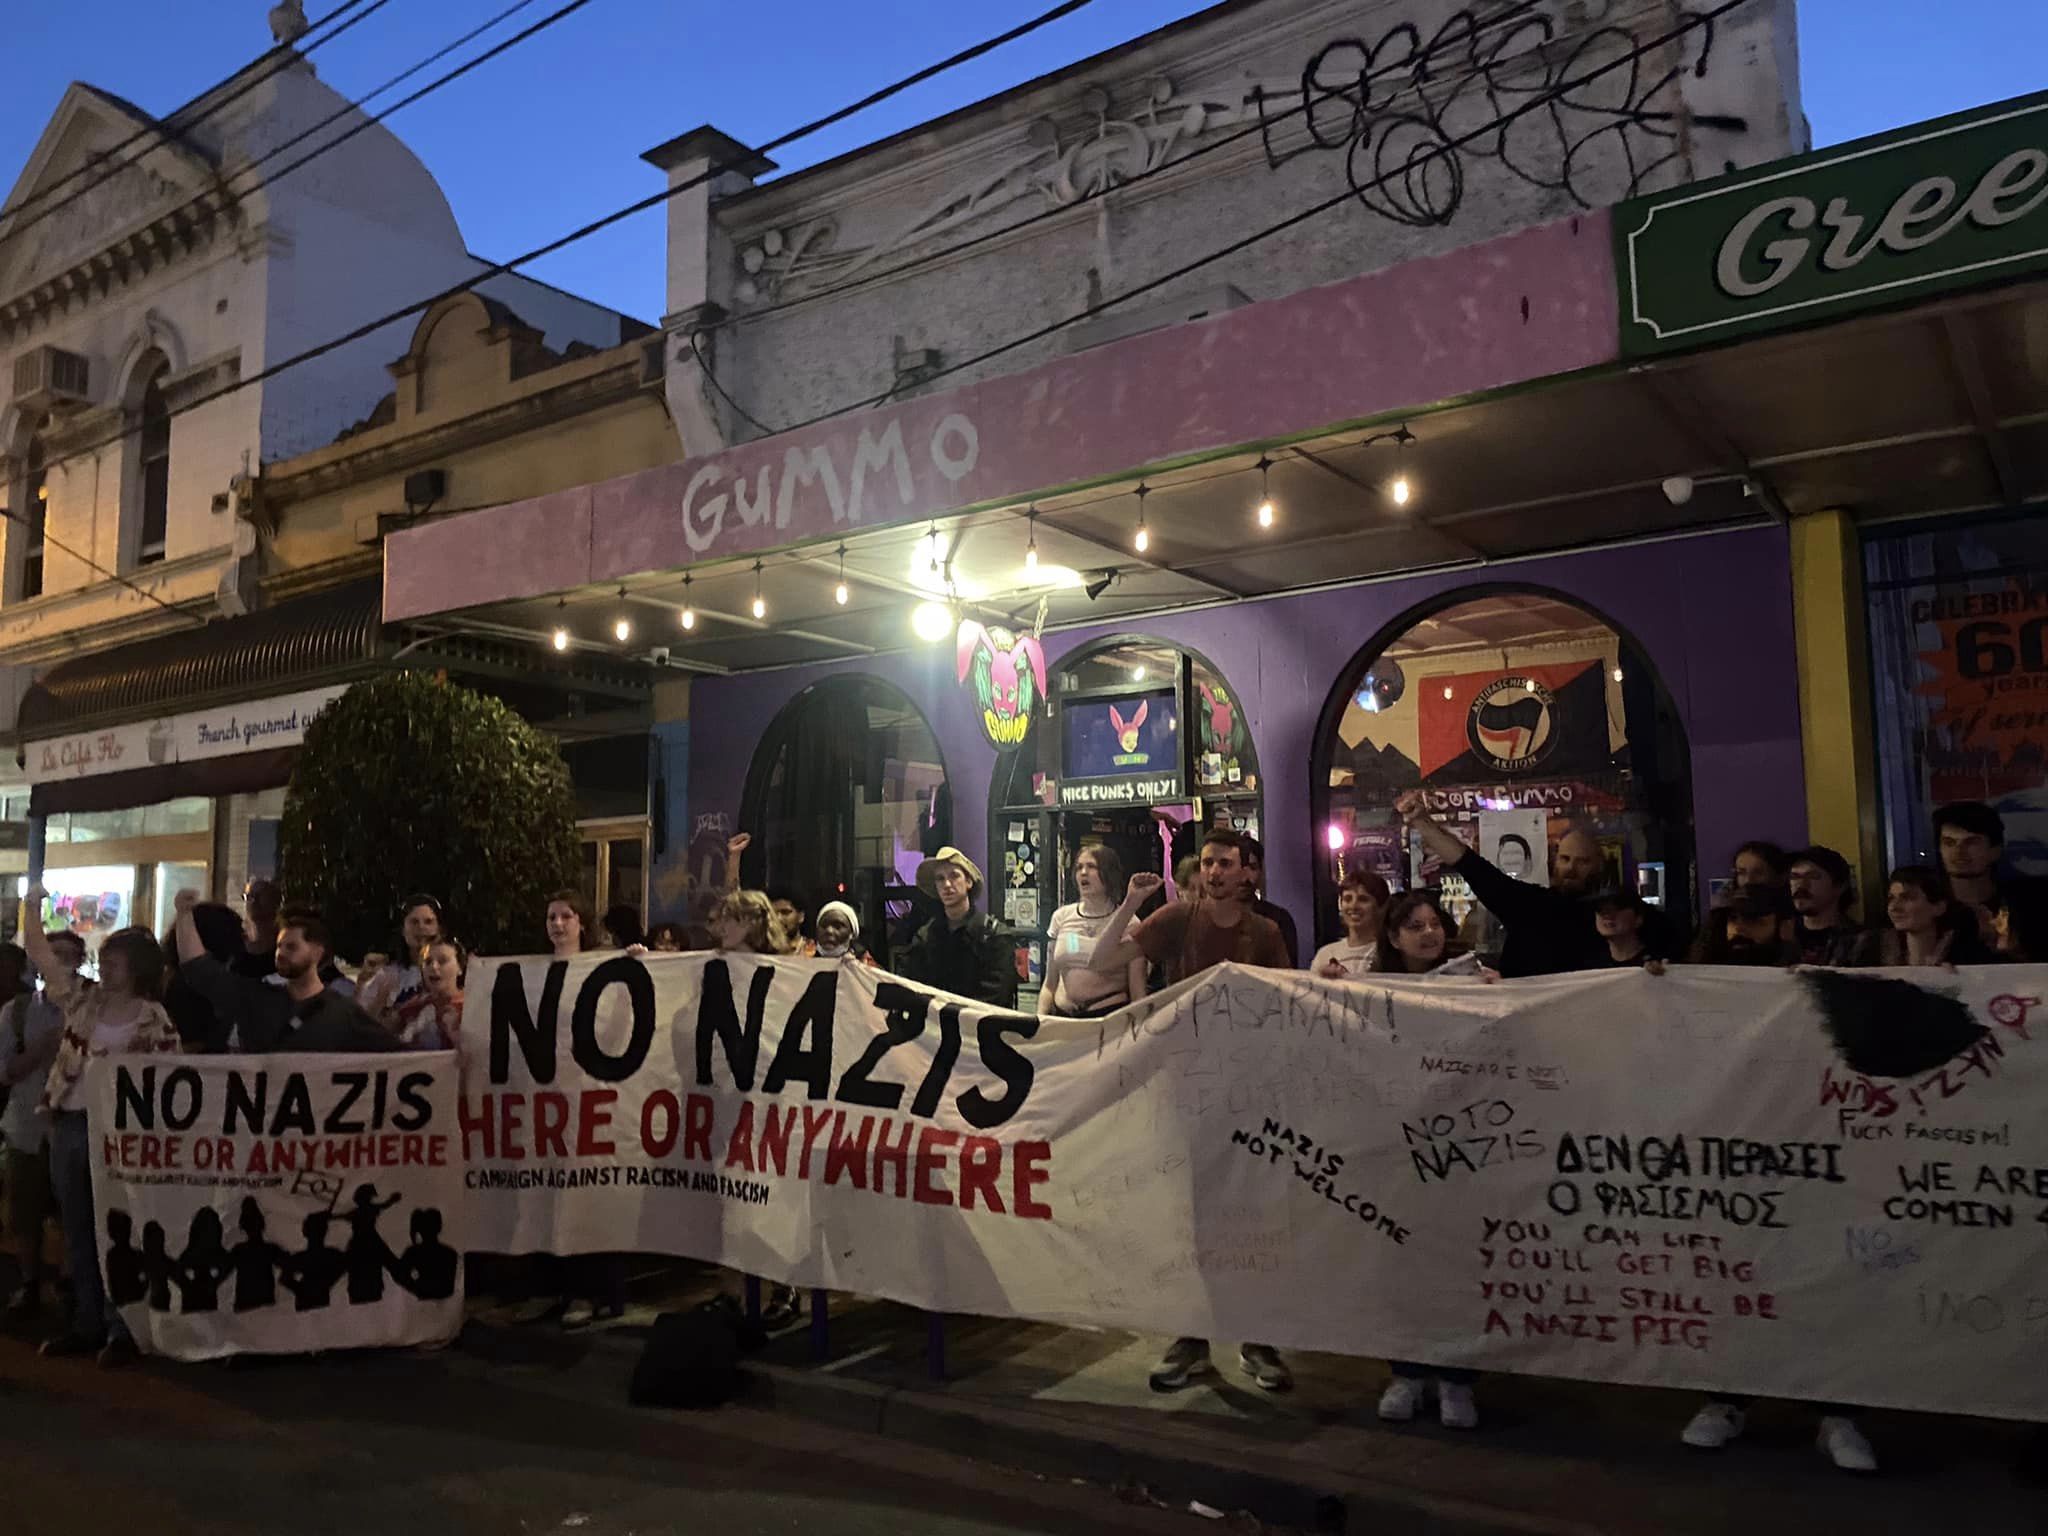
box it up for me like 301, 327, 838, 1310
740, 675, 951, 961
1311, 588, 1693, 953
135, 359, 171, 566
17, 866, 138, 973
989, 636, 1263, 962
1865, 516, 2048, 874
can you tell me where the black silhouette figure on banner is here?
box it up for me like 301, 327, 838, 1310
230, 1198, 285, 1313
343, 1185, 402, 1305
280, 1213, 346, 1312
105, 1211, 148, 1310
176, 1209, 232, 1314
142, 1222, 175, 1311
392, 1209, 458, 1301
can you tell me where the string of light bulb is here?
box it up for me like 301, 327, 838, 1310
542, 424, 1423, 653
1117, 428, 1418, 553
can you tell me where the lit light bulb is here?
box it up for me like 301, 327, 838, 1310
1443, 685, 1453, 700
614, 616, 631, 643
679, 607, 695, 630
1257, 498, 1275, 529
551, 628, 569, 652
1131, 666, 1147, 682
1024, 542, 1039, 575
911, 601, 952, 642
1134, 523, 1150, 554
835, 580, 849, 606
1325, 824, 1345, 852
752, 594, 767, 620
1524, 678, 1538, 693
1391, 475, 1412, 507
1612, 666, 1625, 683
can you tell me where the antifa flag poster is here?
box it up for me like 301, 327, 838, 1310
1416, 660, 1615, 782
464, 954, 2048, 1421
86, 1054, 465, 1360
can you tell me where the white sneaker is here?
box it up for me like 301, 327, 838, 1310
1378, 1376, 1427, 1422
1682, 1401, 1746, 1449
1438, 1381, 1479, 1430
1818, 1415, 1877, 1473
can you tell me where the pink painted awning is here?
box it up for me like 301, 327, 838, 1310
384, 211, 1619, 623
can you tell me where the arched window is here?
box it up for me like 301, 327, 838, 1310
20, 434, 48, 600
1310, 587, 1694, 951
135, 357, 171, 567
991, 634, 1263, 934
739, 675, 951, 963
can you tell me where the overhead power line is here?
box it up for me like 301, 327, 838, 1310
689, 0, 1558, 416
0, 0, 1106, 617
11, 0, 1106, 493
0, 0, 597, 626
779, 0, 1757, 435
0, 0, 393, 244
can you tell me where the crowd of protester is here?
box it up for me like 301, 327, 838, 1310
463, 799, 2039, 1460
1, 792, 2041, 1462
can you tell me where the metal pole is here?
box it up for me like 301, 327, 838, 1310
25, 812, 45, 930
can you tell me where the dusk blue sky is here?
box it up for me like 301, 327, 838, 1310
4, 0, 2044, 322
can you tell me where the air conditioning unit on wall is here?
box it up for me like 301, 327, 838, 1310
11, 345, 92, 411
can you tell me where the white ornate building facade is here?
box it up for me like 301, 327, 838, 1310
0, 23, 642, 929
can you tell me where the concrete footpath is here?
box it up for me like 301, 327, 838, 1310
462, 1268, 2046, 1536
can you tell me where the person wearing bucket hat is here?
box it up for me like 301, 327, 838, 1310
898, 848, 1016, 1007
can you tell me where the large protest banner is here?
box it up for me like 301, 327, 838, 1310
88, 1053, 465, 1360
461, 955, 2048, 1420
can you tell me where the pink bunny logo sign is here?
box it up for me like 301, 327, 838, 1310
957, 621, 1048, 750
1108, 700, 1150, 761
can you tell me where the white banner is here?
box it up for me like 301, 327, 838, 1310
26, 684, 348, 784
460, 956, 2048, 1420
87, 1053, 465, 1360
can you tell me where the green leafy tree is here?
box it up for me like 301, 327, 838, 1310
279, 672, 578, 960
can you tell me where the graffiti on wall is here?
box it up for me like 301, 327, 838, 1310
1260, 3, 1745, 227
730, 2, 1747, 307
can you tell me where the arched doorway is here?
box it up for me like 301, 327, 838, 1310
1309, 587, 1695, 952
740, 675, 952, 963
990, 634, 1264, 977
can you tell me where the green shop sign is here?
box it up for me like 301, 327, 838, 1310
1618, 90, 2048, 356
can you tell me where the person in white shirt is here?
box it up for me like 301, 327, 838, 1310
0, 931, 80, 1318
1309, 870, 1390, 980
1040, 846, 1150, 1019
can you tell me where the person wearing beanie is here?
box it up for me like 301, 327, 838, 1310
814, 901, 865, 961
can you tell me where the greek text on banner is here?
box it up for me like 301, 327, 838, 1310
459, 953, 2048, 1422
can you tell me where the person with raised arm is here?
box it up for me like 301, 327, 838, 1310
1393, 791, 1607, 977
25, 885, 178, 1366
1041, 846, 1149, 1019
1083, 826, 1293, 1395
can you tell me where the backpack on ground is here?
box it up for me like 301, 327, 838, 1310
628, 1296, 746, 1409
